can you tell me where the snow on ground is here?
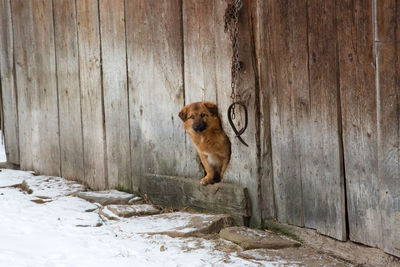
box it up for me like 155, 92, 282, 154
0, 170, 294, 267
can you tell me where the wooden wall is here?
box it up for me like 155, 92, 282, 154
1, 0, 400, 258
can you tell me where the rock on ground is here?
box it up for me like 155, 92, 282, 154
76, 190, 136, 205
25, 176, 86, 198
114, 212, 234, 238
107, 204, 160, 217
239, 247, 351, 266
220, 226, 300, 250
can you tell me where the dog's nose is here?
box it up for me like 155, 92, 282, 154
193, 121, 207, 133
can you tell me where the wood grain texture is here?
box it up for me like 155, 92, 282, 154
305, 1, 346, 240
266, 0, 308, 227
99, 0, 131, 190
337, 0, 381, 246
12, 0, 60, 175
53, 0, 84, 181
376, 0, 400, 42
377, 43, 400, 258
184, 0, 261, 225
249, 0, 275, 220
125, 0, 185, 190
0, 0, 19, 164
141, 173, 251, 225
11, 0, 34, 170
182, 0, 217, 178
76, 0, 107, 189
376, 0, 400, 257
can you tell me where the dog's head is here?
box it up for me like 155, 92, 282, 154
179, 102, 220, 134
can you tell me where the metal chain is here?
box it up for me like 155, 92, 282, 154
224, 0, 242, 119
224, 0, 248, 147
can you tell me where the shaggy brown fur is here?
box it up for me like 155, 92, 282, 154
179, 101, 231, 185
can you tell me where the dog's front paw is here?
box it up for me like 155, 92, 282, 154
200, 177, 214, 186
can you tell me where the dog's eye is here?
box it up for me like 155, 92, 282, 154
200, 113, 206, 118
190, 115, 195, 119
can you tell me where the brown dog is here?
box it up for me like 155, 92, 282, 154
179, 102, 231, 185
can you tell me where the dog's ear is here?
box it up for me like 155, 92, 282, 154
179, 106, 189, 121
203, 102, 218, 116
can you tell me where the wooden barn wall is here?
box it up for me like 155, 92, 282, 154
0, 0, 400, 257
262, 0, 346, 241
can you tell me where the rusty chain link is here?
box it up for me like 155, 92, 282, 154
224, 0, 242, 119
224, 0, 248, 147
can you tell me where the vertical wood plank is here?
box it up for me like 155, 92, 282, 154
76, 0, 107, 189
182, 0, 217, 104
305, 1, 346, 240
126, 0, 185, 190
11, 0, 34, 171
99, 0, 131, 190
53, 0, 84, 181
12, 0, 60, 176
182, 0, 217, 179
266, 0, 308, 227
0, 0, 19, 164
376, 0, 400, 257
250, 0, 275, 220
337, 0, 381, 246
376, 0, 400, 43
32, 0, 60, 176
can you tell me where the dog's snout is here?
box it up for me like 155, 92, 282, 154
193, 120, 207, 133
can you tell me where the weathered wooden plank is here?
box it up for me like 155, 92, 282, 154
337, 0, 381, 246
11, 0, 34, 170
376, 0, 400, 257
0, 0, 19, 164
182, 0, 217, 104
376, 0, 400, 43
184, 0, 261, 225
266, 0, 308, 227
53, 0, 84, 181
32, 0, 60, 176
249, 0, 275, 220
76, 0, 107, 189
12, 0, 60, 175
305, 1, 346, 240
99, 0, 131, 190
181, 0, 216, 179
126, 0, 185, 190
141, 173, 251, 225
377, 42, 400, 258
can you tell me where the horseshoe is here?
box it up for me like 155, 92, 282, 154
227, 101, 249, 147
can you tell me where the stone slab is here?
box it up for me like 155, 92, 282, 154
238, 247, 351, 266
99, 206, 119, 220
128, 196, 143, 204
25, 176, 86, 198
140, 174, 251, 225
220, 226, 300, 250
76, 190, 136, 205
284, 222, 400, 267
115, 212, 234, 238
107, 204, 160, 217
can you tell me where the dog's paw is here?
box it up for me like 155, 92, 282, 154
200, 177, 214, 185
